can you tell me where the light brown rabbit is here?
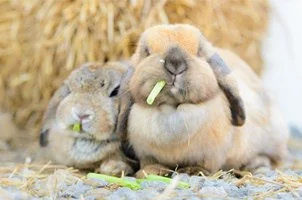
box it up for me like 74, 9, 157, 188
122, 24, 289, 177
40, 62, 134, 176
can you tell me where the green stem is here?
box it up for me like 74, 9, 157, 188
87, 173, 141, 190
145, 174, 190, 189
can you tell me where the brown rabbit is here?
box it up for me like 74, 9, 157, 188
122, 24, 289, 177
40, 62, 134, 176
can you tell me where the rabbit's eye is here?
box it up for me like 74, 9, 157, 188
142, 46, 150, 57
100, 80, 105, 87
109, 85, 120, 97
145, 47, 150, 56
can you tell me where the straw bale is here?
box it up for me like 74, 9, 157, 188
0, 0, 268, 132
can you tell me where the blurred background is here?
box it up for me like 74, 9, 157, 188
262, 0, 302, 134
0, 0, 301, 160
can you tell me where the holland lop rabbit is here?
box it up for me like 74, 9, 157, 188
123, 24, 289, 177
40, 62, 134, 176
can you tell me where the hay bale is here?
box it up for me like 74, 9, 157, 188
0, 112, 19, 150
0, 0, 268, 132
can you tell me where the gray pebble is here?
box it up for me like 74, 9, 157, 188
59, 181, 92, 198
276, 192, 295, 199
226, 185, 248, 198
87, 177, 108, 187
199, 186, 228, 198
107, 187, 139, 200
172, 173, 191, 182
296, 186, 302, 196
85, 188, 111, 200
136, 188, 160, 199
167, 194, 200, 200
189, 176, 205, 191
140, 180, 168, 191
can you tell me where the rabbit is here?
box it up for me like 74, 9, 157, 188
120, 24, 289, 177
39, 61, 134, 176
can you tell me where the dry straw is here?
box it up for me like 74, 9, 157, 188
1, 163, 302, 199
0, 0, 268, 133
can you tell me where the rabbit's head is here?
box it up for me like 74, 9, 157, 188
40, 62, 130, 166
55, 62, 126, 141
130, 24, 245, 126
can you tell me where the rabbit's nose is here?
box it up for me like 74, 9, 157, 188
164, 47, 187, 75
78, 114, 91, 121
71, 108, 93, 122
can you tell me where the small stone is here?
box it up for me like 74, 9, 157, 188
88, 178, 108, 187
107, 187, 139, 200
189, 176, 205, 191
140, 180, 168, 191
199, 186, 228, 198
85, 188, 111, 199
136, 189, 160, 199
276, 192, 295, 199
59, 181, 91, 198
172, 189, 195, 199
172, 173, 190, 182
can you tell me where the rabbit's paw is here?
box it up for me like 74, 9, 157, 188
99, 159, 133, 176
135, 164, 171, 178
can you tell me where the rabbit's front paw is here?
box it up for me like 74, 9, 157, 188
243, 155, 271, 175
135, 164, 171, 178
99, 159, 133, 176
177, 166, 211, 176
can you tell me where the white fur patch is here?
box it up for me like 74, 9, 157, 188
129, 104, 208, 146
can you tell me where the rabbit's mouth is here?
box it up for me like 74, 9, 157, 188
72, 136, 119, 154
69, 136, 119, 163
68, 123, 114, 141
166, 75, 186, 95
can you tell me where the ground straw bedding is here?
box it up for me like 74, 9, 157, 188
1, 161, 302, 199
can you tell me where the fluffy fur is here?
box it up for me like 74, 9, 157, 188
126, 24, 289, 177
40, 62, 133, 176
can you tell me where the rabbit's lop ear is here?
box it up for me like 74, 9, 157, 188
116, 64, 135, 139
39, 129, 49, 147
200, 35, 246, 126
40, 83, 71, 147
116, 64, 138, 160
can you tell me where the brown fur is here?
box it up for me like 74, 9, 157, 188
133, 24, 245, 126
126, 24, 289, 177
40, 62, 133, 176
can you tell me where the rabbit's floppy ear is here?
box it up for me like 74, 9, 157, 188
200, 36, 245, 126
40, 83, 70, 146
39, 129, 49, 147
116, 64, 134, 140
116, 65, 138, 162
